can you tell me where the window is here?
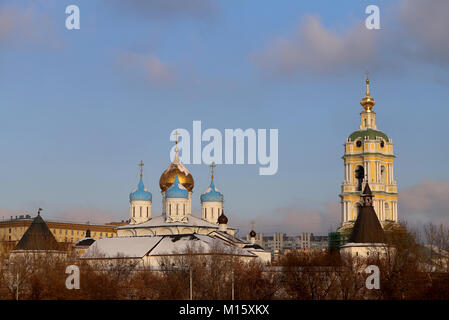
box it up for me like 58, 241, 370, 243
356, 140, 362, 148
355, 165, 364, 191
133, 207, 135, 217
140, 206, 142, 217
380, 165, 386, 183
146, 207, 149, 217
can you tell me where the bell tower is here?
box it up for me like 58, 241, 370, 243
339, 73, 398, 232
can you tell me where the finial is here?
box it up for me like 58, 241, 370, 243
139, 160, 144, 179
173, 130, 180, 161
38, 208, 42, 216
210, 162, 216, 181
360, 72, 375, 111
365, 71, 370, 96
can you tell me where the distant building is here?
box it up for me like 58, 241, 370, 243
0, 214, 122, 256
245, 232, 329, 257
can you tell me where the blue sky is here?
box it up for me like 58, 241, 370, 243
1, 0, 448, 235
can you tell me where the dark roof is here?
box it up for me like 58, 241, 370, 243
348, 184, 385, 244
14, 214, 60, 251
243, 244, 264, 250
217, 212, 228, 224
363, 183, 372, 195
75, 237, 95, 247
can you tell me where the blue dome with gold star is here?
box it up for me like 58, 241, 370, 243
129, 178, 152, 202
201, 179, 224, 202
165, 174, 189, 199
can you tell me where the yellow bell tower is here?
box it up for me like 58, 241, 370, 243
338, 73, 398, 232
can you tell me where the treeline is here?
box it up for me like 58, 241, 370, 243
0, 223, 448, 300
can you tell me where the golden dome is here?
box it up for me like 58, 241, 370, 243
360, 72, 375, 112
160, 131, 194, 192
159, 160, 194, 192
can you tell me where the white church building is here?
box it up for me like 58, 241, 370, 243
81, 141, 271, 267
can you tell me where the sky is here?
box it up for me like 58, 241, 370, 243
1, 0, 448, 236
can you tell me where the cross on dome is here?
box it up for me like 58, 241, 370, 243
210, 162, 216, 180
139, 160, 144, 178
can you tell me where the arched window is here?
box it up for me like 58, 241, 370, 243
146, 207, 149, 217
355, 165, 364, 191
205, 208, 207, 219
380, 165, 386, 183
140, 206, 142, 217
133, 207, 135, 217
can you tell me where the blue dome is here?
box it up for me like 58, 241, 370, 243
129, 178, 152, 202
200, 179, 224, 202
165, 175, 189, 199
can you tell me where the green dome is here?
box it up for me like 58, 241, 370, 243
349, 128, 389, 142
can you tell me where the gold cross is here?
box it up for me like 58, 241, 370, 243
139, 160, 144, 178
174, 130, 180, 154
210, 162, 216, 180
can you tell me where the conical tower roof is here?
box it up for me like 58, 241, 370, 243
14, 213, 60, 251
347, 184, 385, 243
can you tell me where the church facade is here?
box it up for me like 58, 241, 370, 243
81, 140, 271, 266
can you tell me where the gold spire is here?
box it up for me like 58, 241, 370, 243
210, 162, 216, 181
139, 160, 144, 179
360, 72, 375, 112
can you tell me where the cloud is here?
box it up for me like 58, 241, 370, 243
399, 179, 449, 227
399, 0, 449, 66
117, 51, 174, 86
232, 202, 340, 236
0, 4, 60, 48
252, 15, 379, 76
106, 0, 218, 20
253, 1, 449, 77
48, 208, 120, 225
